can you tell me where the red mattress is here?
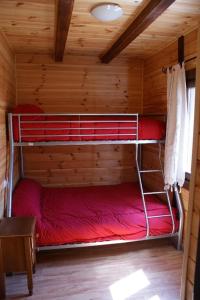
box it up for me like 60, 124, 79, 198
13, 179, 178, 247
12, 106, 165, 142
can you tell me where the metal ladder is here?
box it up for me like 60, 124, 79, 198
135, 143, 175, 237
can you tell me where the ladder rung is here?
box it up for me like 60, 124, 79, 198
139, 170, 162, 173
143, 191, 166, 195
147, 214, 171, 219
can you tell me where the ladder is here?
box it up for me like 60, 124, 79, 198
135, 143, 175, 237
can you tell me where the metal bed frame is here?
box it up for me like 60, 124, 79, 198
6, 113, 184, 251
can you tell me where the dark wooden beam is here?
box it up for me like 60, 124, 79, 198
101, 0, 176, 64
55, 0, 74, 62
178, 35, 184, 66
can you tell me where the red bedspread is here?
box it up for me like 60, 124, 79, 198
13, 179, 178, 246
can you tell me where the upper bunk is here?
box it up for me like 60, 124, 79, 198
9, 108, 166, 147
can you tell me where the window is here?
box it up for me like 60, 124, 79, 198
185, 69, 196, 177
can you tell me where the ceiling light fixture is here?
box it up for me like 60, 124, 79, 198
91, 3, 123, 22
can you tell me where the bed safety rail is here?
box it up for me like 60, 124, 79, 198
10, 113, 138, 145
8, 113, 165, 146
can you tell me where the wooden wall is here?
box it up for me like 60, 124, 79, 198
0, 31, 16, 217
181, 27, 200, 300
143, 29, 197, 114
16, 55, 143, 187
142, 28, 198, 248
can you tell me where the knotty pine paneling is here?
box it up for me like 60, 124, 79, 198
16, 55, 143, 187
0, 0, 200, 59
183, 29, 200, 299
23, 145, 136, 187
143, 29, 197, 114
16, 55, 143, 113
142, 29, 198, 255
0, 31, 17, 217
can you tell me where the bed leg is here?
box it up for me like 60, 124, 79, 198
171, 236, 182, 251
20, 146, 24, 178
177, 232, 183, 251
7, 113, 14, 218
174, 187, 184, 251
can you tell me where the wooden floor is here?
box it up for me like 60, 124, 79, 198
5, 239, 182, 300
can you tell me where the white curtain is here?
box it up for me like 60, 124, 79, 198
164, 64, 188, 189
186, 86, 195, 173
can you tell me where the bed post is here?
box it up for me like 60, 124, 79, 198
7, 113, 14, 217
174, 185, 184, 250
20, 147, 24, 178
136, 143, 150, 237
18, 114, 24, 178
138, 144, 142, 169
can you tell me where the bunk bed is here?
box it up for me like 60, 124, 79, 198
6, 105, 184, 251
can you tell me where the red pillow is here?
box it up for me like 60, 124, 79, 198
12, 178, 42, 219
12, 104, 44, 116
12, 104, 44, 142
138, 118, 166, 140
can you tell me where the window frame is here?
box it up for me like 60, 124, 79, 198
185, 68, 196, 185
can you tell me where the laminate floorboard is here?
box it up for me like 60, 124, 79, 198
5, 239, 183, 300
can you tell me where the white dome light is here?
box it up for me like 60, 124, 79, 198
91, 3, 123, 22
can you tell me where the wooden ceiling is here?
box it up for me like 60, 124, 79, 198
0, 0, 199, 59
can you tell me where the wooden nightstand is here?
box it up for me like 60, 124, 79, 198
0, 217, 36, 298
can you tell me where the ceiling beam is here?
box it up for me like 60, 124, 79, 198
101, 0, 176, 64
55, 0, 74, 62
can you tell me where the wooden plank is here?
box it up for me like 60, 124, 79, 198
16, 55, 143, 114
0, 1, 200, 59
181, 26, 200, 300
0, 31, 17, 218
16, 55, 142, 187
182, 188, 189, 212
101, 0, 176, 63
186, 280, 194, 300
191, 212, 200, 239
194, 187, 200, 211
189, 235, 198, 262
5, 240, 182, 299
143, 29, 197, 114
194, 226, 200, 299
55, 0, 74, 61
187, 257, 196, 284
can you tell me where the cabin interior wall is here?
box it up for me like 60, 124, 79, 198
181, 27, 200, 300
0, 2, 199, 297
0, 9, 199, 299
0, 31, 17, 218
15, 54, 143, 187
142, 30, 198, 289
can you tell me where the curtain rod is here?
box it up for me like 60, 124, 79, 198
162, 56, 197, 74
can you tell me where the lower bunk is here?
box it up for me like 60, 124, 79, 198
12, 179, 180, 250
